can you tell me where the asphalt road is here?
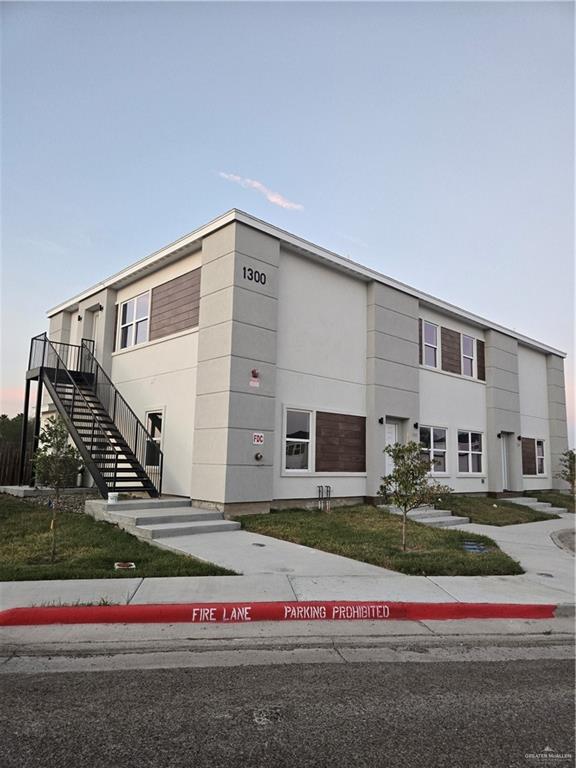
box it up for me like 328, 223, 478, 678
1, 657, 574, 768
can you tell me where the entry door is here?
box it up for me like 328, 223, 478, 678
90, 310, 101, 358
385, 423, 399, 475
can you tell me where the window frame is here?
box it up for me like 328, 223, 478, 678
144, 408, 164, 467
118, 291, 150, 350
457, 430, 484, 474
284, 408, 314, 473
422, 321, 439, 369
536, 440, 545, 475
523, 438, 546, 476
461, 334, 475, 378
419, 425, 449, 475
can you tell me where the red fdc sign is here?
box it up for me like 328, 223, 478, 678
0, 600, 556, 626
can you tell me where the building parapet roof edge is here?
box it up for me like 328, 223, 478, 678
46, 208, 567, 358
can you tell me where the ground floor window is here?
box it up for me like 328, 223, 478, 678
145, 410, 163, 466
285, 410, 311, 471
419, 426, 447, 473
284, 408, 366, 473
458, 431, 483, 473
522, 437, 545, 476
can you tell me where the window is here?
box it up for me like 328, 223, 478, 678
458, 431, 483, 473
462, 335, 475, 377
145, 411, 163, 466
419, 426, 447, 473
522, 438, 545, 475
536, 440, 545, 475
285, 410, 311, 471
119, 292, 149, 349
423, 322, 438, 368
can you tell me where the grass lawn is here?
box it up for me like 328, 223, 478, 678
235, 505, 523, 576
527, 491, 574, 513
0, 494, 235, 581
436, 495, 560, 526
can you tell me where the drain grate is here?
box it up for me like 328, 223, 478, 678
462, 540, 488, 554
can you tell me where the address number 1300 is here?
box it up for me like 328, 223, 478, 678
242, 266, 267, 285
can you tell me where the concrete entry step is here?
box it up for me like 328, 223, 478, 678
506, 498, 568, 514
424, 515, 470, 528
106, 498, 192, 511
118, 510, 224, 526
380, 505, 469, 528
136, 520, 241, 539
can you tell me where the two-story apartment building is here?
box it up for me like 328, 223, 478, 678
27, 209, 568, 514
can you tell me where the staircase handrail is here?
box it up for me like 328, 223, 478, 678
79, 340, 164, 479
37, 335, 123, 458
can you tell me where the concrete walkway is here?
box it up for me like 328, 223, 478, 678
1, 514, 573, 612
154, 529, 396, 576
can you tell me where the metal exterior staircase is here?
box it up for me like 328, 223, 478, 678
25, 333, 163, 498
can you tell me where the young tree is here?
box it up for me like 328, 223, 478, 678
378, 441, 452, 552
33, 416, 83, 563
555, 449, 575, 496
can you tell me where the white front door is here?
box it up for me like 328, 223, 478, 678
385, 423, 399, 475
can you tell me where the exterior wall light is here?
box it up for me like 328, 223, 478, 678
413, 422, 419, 429
497, 433, 502, 439
378, 417, 384, 424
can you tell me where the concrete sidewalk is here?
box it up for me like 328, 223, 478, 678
1, 514, 573, 612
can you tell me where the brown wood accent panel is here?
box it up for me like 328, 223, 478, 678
477, 339, 486, 381
418, 318, 423, 364
315, 412, 366, 472
441, 327, 462, 374
521, 437, 536, 475
149, 268, 201, 341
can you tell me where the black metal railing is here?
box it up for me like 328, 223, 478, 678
77, 339, 163, 495
29, 333, 94, 373
28, 333, 162, 496
31, 335, 126, 496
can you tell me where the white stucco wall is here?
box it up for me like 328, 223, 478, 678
419, 363, 488, 494
111, 331, 199, 497
273, 249, 367, 500
518, 345, 551, 489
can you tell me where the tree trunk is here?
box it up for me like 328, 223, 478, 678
50, 488, 59, 564
402, 509, 407, 552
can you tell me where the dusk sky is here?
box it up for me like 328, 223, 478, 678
1, 2, 574, 443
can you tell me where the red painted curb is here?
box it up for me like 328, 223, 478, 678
0, 600, 556, 626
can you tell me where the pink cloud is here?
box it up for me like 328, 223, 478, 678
0, 387, 26, 416
219, 172, 303, 211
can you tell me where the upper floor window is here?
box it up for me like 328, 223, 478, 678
119, 292, 149, 349
285, 409, 311, 471
458, 431, 483, 473
423, 322, 438, 368
419, 426, 447, 473
462, 335, 475, 377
